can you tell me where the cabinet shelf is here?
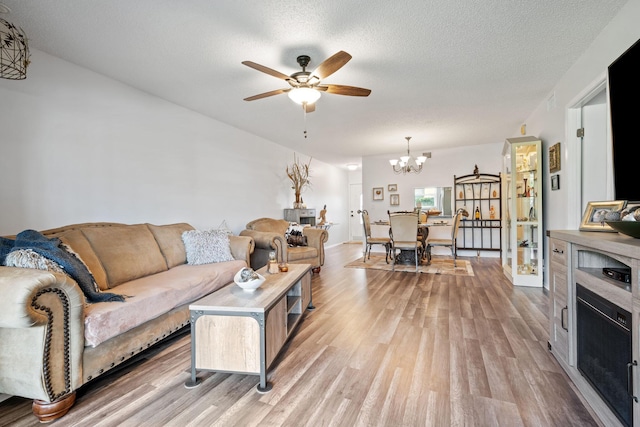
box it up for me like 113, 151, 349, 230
454, 173, 502, 253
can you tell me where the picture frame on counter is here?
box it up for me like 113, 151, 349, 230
579, 200, 626, 232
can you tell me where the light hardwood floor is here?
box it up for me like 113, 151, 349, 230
1, 243, 600, 426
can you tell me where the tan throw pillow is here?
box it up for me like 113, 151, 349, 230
182, 229, 235, 265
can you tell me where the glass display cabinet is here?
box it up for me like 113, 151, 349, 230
502, 136, 543, 287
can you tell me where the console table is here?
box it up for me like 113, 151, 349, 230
185, 263, 313, 392
548, 230, 640, 427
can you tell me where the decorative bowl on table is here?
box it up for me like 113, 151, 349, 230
605, 221, 640, 238
234, 267, 266, 292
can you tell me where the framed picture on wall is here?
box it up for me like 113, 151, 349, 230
390, 194, 400, 206
549, 142, 561, 173
373, 187, 384, 201
579, 200, 626, 231
551, 174, 560, 191
388, 184, 397, 192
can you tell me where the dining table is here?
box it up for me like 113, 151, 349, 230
373, 221, 431, 265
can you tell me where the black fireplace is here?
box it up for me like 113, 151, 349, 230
577, 284, 633, 427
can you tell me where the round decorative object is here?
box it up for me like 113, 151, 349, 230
605, 221, 640, 238
234, 268, 266, 292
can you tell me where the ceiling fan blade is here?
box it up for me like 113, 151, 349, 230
311, 51, 352, 80
303, 102, 316, 113
242, 61, 291, 81
317, 84, 371, 97
243, 88, 289, 101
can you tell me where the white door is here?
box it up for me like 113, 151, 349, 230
349, 183, 363, 242
580, 88, 608, 212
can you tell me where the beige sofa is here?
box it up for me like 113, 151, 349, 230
240, 218, 328, 273
0, 222, 254, 422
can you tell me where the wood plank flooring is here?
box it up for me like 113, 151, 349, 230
0, 243, 600, 426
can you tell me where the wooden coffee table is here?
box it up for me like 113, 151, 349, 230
184, 263, 313, 392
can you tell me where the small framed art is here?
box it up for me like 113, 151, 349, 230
390, 194, 400, 206
388, 184, 397, 192
551, 174, 560, 191
373, 187, 384, 201
549, 142, 561, 173
579, 200, 626, 231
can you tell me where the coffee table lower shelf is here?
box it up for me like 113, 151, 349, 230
184, 263, 313, 392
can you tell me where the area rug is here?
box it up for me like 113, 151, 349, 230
344, 254, 474, 276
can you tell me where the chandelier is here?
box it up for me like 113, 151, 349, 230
389, 136, 430, 174
0, 5, 30, 80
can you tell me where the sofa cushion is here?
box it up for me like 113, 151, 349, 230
182, 229, 235, 265
59, 229, 109, 291
147, 223, 194, 269
287, 246, 317, 261
83, 260, 245, 346
81, 225, 168, 288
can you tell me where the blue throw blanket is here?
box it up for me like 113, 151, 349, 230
2, 230, 125, 303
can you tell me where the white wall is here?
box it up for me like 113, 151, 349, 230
0, 50, 349, 247
525, 0, 640, 232
521, 0, 640, 287
362, 142, 503, 223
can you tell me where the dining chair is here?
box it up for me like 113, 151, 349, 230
426, 208, 467, 267
388, 210, 421, 272
359, 210, 390, 263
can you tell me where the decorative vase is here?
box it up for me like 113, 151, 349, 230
522, 178, 528, 197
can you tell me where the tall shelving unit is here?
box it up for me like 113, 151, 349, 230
502, 136, 543, 287
454, 172, 502, 255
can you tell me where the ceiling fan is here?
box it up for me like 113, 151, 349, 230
242, 51, 371, 113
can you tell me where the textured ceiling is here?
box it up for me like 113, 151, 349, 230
1, 0, 628, 168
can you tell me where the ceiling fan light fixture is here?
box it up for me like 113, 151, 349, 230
288, 87, 321, 105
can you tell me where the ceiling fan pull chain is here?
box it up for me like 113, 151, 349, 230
303, 104, 308, 139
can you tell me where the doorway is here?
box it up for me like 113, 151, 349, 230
566, 76, 610, 228
349, 183, 363, 242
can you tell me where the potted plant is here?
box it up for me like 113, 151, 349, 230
286, 154, 312, 209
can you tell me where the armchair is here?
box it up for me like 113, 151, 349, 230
240, 218, 328, 273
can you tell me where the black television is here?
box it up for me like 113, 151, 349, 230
609, 38, 640, 202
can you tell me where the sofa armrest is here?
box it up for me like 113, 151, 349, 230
0, 267, 85, 401
228, 235, 254, 266
239, 230, 288, 264
303, 228, 329, 266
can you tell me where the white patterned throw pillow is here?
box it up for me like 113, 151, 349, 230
181, 229, 235, 265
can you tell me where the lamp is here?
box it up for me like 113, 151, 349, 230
288, 87, 321, 105
389, 136, 430, 174
0, 5, 29, 80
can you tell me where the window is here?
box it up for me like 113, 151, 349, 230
414, 187, 453, 216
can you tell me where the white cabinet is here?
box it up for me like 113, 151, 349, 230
502, 136, 543, 287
